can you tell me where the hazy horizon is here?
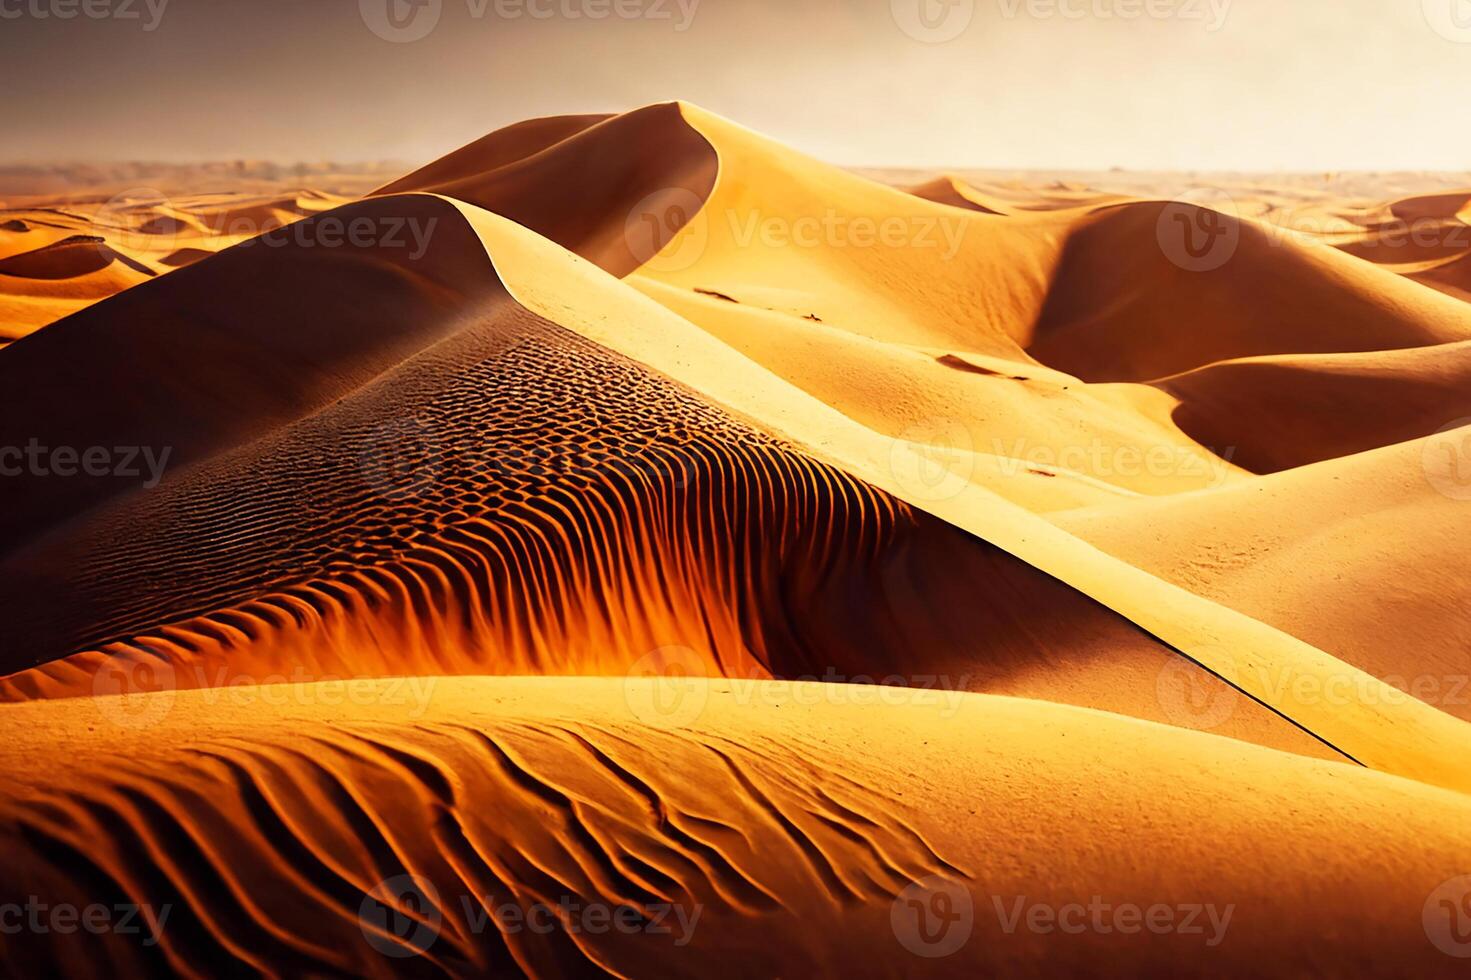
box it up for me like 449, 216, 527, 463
3, 0, 1470, 170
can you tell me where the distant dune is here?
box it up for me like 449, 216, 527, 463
2, 104, 1471, 977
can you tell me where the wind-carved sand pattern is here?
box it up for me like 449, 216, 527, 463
4, 103, 1471, 977
1, 702, 968, 977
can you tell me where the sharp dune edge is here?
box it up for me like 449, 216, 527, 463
2, 102, 1471, 977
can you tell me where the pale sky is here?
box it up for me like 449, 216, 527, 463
2, 0, 1469, 170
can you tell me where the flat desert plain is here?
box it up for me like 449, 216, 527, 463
3, 104, 1471, 977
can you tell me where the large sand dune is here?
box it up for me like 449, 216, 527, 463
2, 103, 1470, 976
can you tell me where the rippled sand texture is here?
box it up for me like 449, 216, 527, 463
2, 104, 1471, 977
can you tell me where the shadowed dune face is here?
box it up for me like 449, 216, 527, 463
1027, 202, 1471, 384
372, 104, 718, 277
0, 196, 505, 551
0, 257, 1318, 756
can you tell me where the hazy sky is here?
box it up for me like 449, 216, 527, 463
3, 0, 1469, 170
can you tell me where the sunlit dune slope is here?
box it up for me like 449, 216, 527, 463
1057, 430, 1471, 721
3, 678, 1469, 978
0, 194, 1326, 758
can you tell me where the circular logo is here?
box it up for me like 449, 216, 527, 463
889, 419, 975, 503
891, 0, 975, 43
1424, 0, 1471, 43
1156, 189, 1241, 272
1422, 419, 1471, 501
360, 875, 442, 957
95, 188, 182, 258
891, 875, 974, 958
1156, 648, 1241, 732
623, 646, 711, 729
358, 416, 443, 501
625, 187, 709, 274
1424, 875, 1471, 958
360, 0, 443, 43
91, 652, 177, 730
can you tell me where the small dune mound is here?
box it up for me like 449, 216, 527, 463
906, 175, 1008, 214
1158, 342, 1471, 473
157, 246, 214, 267
1027, 200, 1471, 382
0, 235, 138, 280
0, 218, 29, 233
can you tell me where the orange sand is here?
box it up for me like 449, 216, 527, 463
2, 105, 1470, 977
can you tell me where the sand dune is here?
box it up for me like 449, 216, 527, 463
6, 679, 1471, 978
3, 104, 1471, 976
